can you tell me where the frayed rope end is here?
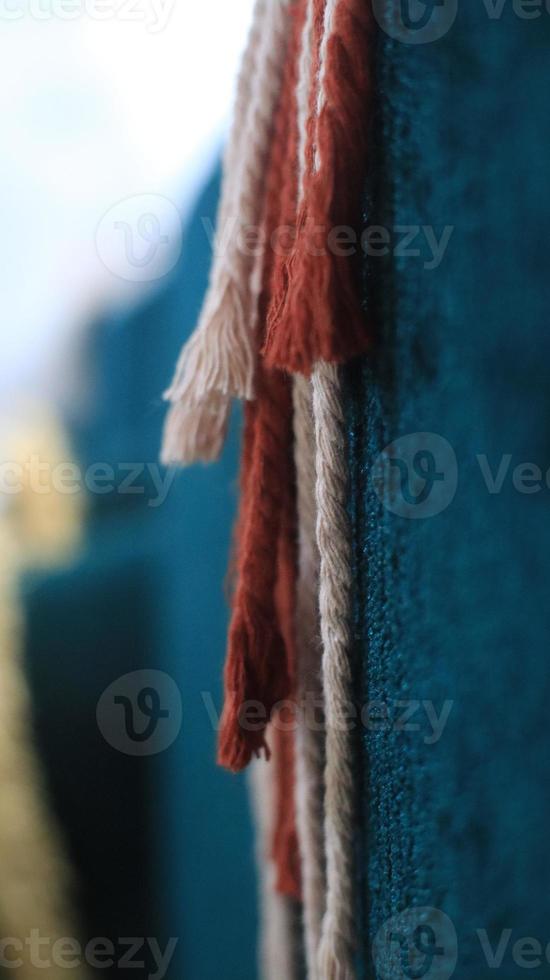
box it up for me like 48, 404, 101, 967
217, 721, 271, 773
317, 929, 356, 980
161, 393, 230, 467
165, 273, 257, 406
217, 608, 290, 772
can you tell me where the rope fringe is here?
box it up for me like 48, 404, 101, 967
263, 0, 374, 375
217, 0, 306, 776
161, 0, 374, 970
161, 391, 231, 466
162, 0, 294, 465
217, 371, 295, 772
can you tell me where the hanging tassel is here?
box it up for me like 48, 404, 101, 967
240, 0, 307, 899
162, 0, 294, 465
263, 0, 374, 375
271, 475, 301, 901
217, 0, 308, 773
161, 390, 231, 466
272, 721, 302, 899
270, 3, 368, 971
217, 369, 295, 771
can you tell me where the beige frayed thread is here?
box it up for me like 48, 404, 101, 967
312, 362, 356, 980
162, 0, 293, 466
292, 374, 326, 980
161, 390, 230, 466
249, 753, 301, 980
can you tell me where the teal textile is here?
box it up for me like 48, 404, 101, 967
347, 6, 550, 979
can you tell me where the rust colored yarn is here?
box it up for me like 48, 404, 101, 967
272, 723, 302, 898
263, 0, 375, 375
264, 0, 306, 900
217, 0, 306, 774
264, 2, 301, 317
217, 371, 294, 772
272, 479, 301, 900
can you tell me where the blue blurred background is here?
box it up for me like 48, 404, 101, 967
0, 6, 259, 979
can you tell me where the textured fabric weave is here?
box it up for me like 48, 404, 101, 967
347, 7, 550, 977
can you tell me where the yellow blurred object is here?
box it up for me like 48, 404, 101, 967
1, 411, 84, 570
0, 409, 90, 979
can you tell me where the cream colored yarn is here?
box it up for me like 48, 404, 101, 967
249, 754, 301, 980
162, 0, 293, 466
312, 362, 356, 980
308, 1, 358, 973
292, 375, 326, 980
292, 2, 357, 975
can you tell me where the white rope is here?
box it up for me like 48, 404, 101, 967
292, 374, 326, 980
313, 361, 356, 980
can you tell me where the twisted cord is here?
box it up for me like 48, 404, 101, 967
293, 374, 326, 980
293, 6, 331, 975
312, 361, 356, 979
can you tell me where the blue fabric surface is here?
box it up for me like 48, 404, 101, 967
347, 6, 550, 978
24, 169, 258, 980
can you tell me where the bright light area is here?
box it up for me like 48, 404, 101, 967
0, 0, 255, 408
